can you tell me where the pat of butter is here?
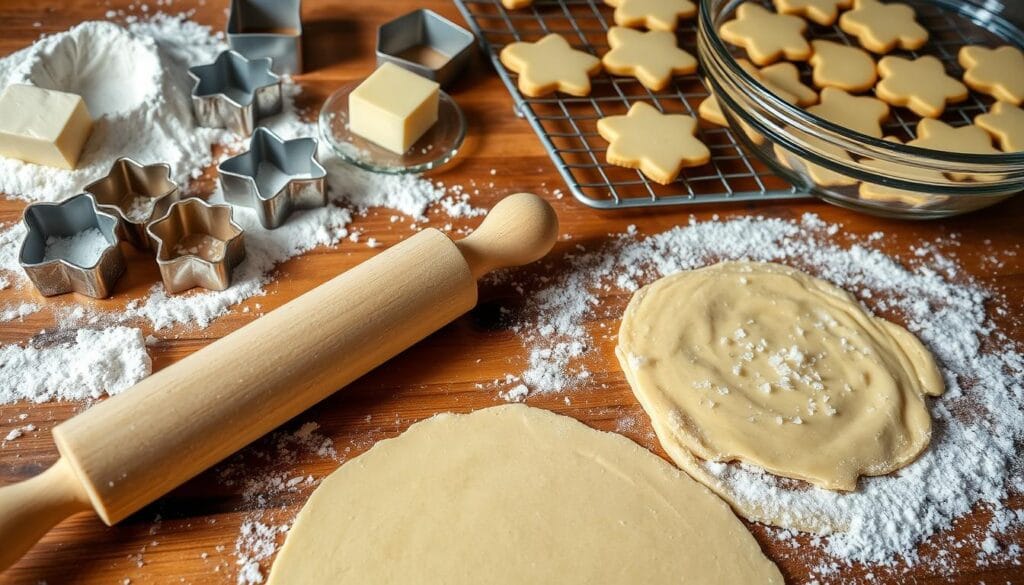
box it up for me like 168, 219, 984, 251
0, 84, 94, 170
349, 63, 440, 155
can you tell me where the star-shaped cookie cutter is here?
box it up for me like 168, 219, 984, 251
218, 127, 328, 229
19, 193, 125, 298
83, 157, 181, 250
188, 50, 282, 137
146, 198, 247, 294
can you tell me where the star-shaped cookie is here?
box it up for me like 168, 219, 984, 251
910, 119, 1000, 182
959, 45, 1024, 106
976, 102, 1024, 152
773, 0, 852, 26
876, 55, 967, 118
602, 27, 696, 90
807, 87, 890, 138
603, 0, 697, 31
838, 0, 928, 54
720, 2, 811, 66
809, 40, 877, 94
500, 34, 602, 97
597, 102, 710, 184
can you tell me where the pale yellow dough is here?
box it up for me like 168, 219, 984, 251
266, 405, 783, 585
617, 262, 944, 493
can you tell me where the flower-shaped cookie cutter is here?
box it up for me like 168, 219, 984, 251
19, 193, 125, 298
188, 50, 282, 137
227, 0, 304, 75
146, 198, 246, 294
218, 127, 327, 229
83, 157, 181, 250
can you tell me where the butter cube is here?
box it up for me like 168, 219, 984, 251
349, 63, 440, 155
0, 84, 94, 170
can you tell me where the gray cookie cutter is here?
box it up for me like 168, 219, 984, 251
218, 127, 327, 229
188, 50, 282, 137
377, 9, 476, 88
228, 0, 303, 75
146, 198, 246, 294
83, 157, 181, 250
19, 193, 125, 298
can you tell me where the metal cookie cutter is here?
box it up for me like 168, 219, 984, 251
83, 157, 180, 250
189, 50, 282, 137
19, 193, 125, 298
377, 9, 476, 88
228, 0, 303, 75
146, 198, 246, 294
218, 127, 327, 229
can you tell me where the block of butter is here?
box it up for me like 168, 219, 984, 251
0, 84, 94, 170
349, 63, 440, 155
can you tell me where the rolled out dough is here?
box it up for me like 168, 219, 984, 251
617, 262, 943, 496
266, 405, 782, 584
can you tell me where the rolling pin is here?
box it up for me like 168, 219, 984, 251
0, 192, 559, 571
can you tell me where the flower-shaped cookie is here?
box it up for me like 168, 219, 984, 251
838, 0, 928, 54
499, 34, 601, 97
720, 3, 811, 66
773, 0, 852, 26
809, 40, 877, 94
601, 27, 696, 90
807, 87, 890, 138
759, 62, 818, 106
597, 102, 710, 184
909, 119, 1000, 182
959, 45, 1024, 106
876, 55, 967, 118
976, 102, 1024, 153
603, 0, 697, 31
859, 137, 950, 206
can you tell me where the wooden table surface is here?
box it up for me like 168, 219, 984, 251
0, 0, 1022, 583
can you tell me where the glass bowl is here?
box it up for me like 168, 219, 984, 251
697, 0, 1024, 218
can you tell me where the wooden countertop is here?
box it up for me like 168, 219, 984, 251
0, 0, 1021, 583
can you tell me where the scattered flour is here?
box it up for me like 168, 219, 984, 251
0, 302, 39, 322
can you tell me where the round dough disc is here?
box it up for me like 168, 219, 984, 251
616, 262, 943, 502
266, 405, 783, 584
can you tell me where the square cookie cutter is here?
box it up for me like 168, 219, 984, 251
377, 9, 476, 88
228, 0, 303, 75
146, 198, 246, 294
19, 193, 125, 298
84, 157, 180, 250
189, 50, 282, 137
218, 127, 327, 229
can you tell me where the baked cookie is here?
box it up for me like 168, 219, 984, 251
603, 0, 697, 32
976, 102, 1024, 152
959, 45, 1024, 106
760, 62, 818, 106
602, 27, 697, 90
501, 0, 534, 9
597, 101, 710, 184
876, 55, 968, 118
910, 119, 1000, 182
809, 39, 877, 94
698, 93, 728, 126
773, 133, 857, 187
773, 0, 852, 25
499, 34, 602, 97
838, 0, 928, 54
719, 3, 811, 66
807, 87, 890, 138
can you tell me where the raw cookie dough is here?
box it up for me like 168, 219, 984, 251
958, 45, 1024, 106
839, 0, 928, 54
597, 101, 710, 184
603, 0, 697, 32
265, 405, 784, 585
616, 262, 944, 492
601, 27, 697, 90
976, 102, 1024, 152
807, 87, 890, 138
809, 39, 877, 94
499, 34, 601, 97
720, 2, 811, 66
773, 0, 852, 26
876, 55, 968, 118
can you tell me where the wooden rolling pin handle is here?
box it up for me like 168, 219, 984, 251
455, 192, 560, 278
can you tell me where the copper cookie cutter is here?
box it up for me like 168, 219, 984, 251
83, 157, 181, 250
19, 193, 125, 298
188, 50, 282, 137
227, 0, 304, 75
146, 198, 246, 294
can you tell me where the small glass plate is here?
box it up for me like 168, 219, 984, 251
318, 79, 467, 174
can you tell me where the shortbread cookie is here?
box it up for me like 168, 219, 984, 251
773, 133, 857, 187
876, 55, 967, 118
860, 137, 950, 206
759, 62, 818, 106
809, 40, 877, 93
959, 45, 1024, 106
773, 0, 851, 25
807, 87, 890, 138
720, 3, 811, 66
976, 102, 1024, 152
499, 34, 601, 97
602, 27, 697, 91
698, 93, 728, 126
909, 118, 1000, 182
603, 0, 697, 32
597, 102, 710, 184
501, 0, 533, 9
839, 0, 928, 54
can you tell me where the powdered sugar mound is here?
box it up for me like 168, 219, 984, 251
0, 326, 151, 403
